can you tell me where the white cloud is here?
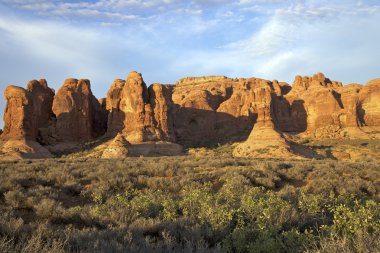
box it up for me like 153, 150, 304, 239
0, 12, 145, 99
212, 1, 380, 83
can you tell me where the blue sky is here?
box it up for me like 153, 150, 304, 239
0, 0, 380, 128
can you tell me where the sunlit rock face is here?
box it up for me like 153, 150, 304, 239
0, 80, 55, 160
359, 78, 380, 127
1, 79, 54, 141
106, 71, 176, 143
1, 71, 380, 159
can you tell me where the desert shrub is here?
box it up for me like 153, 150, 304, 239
222, 188, 310, 253
34, 198, 62, 219
91, 189, 137, 225
307, 230, 380, 253
0, 226, 67, 253
277, 184, 298, 201
328, 199, 380, 237
4, 188, 31, 209
239, 187, 294, 231
130, 190, 170, 219
0, 157, 379, 252
298, 190, 330, 216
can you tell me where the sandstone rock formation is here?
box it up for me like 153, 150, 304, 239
172, 76, 293, 145
1, 71, 379, 160
232, 83, 295, 158
0, 80, 55, 159
1, 80, 55, 141
149, 84, 176, 142
106, 71, 176, 143
0, 140, 53, 160
26, 79, 55, 139
172, 76, 230, 143
101, 133, 130, 158
276, 73, 344, 138
358, 78, 380, 127
106, 79, 126, 135
1, 85, 34, 140
272, 73, 380, 139
99, 98, 107, 109
118, 71, 158, 142
52, 78, 107, 142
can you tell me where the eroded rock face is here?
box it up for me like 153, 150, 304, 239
291, 72, 342, 93
27, 79, 55, 141
276, 74, 360, 138
172, 76, 235, 144
1, 80, 55, 141
106, 79, 126, 135
106, 71, 176, 143
233, 84, 295, 158
171, 76, 293, 145
119, 71, 154, 142
52, 78, 107, 142
99, 98, 107, 109
359, 79, 380, 127
0, 80, 55, 159
1, 71, 380, 160
149, 84, 176, 142
2, 86, 34, 140
303, 87, 343, 138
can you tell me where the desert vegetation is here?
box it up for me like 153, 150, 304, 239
0, 157, 379, 252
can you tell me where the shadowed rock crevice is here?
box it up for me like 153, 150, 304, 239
173, 108, 254, 146
332, 90, 344, 109
273, 97, 307, 133
357, 105, 366, 126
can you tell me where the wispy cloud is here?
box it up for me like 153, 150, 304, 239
213, 1, 380, 82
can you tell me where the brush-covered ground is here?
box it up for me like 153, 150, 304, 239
0, 156, 379, 253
